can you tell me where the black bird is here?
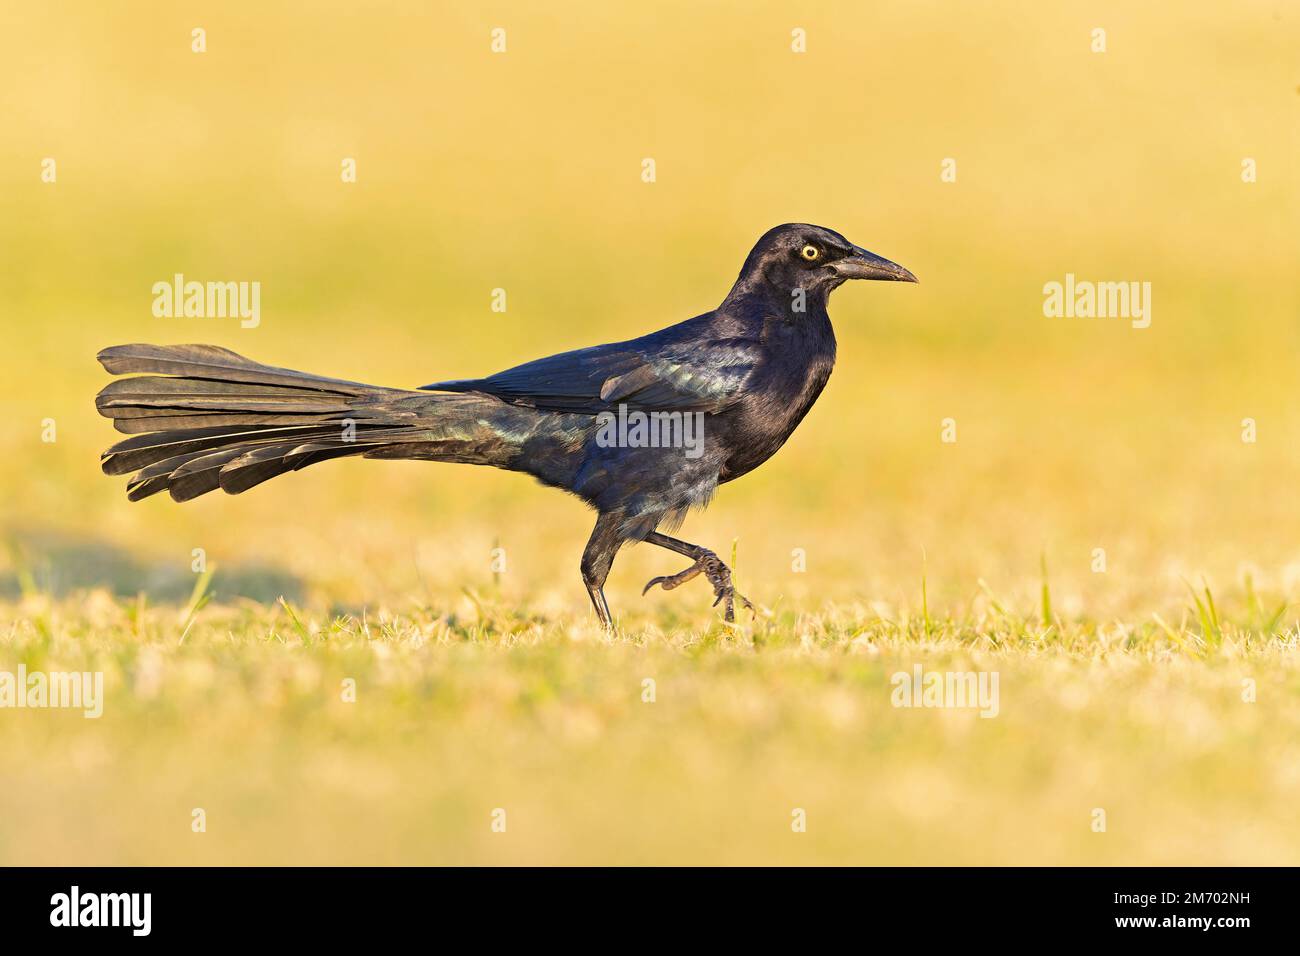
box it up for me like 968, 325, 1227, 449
95, 223, 916, 627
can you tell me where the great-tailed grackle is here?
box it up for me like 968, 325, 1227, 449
96, 223, 916, 627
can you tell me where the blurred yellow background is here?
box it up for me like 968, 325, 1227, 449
3, 0, 1298, 613
0, 1, 1298, 865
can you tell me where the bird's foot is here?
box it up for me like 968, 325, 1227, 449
642, 550, 755, 623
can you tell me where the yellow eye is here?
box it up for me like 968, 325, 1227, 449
800, 244, 820, 261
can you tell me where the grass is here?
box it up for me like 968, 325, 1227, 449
2, 577, 1298, 866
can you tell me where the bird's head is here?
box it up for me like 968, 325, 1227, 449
728, 223, 917, 308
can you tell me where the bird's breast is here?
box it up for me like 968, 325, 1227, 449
716, 348, 835, 482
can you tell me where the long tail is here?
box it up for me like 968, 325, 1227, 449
96, 343, 448, 502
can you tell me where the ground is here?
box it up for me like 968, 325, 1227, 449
3, 568, 1298, 865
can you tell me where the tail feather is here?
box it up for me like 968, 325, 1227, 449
96, 343, 427, 502
99, 393, 355, 416
105, 410, 363, 435
140, 447, 250, 502
97, 344, 379, 393
97, 375, 354, 400
211, 443, 333, 497
102, 424, 342, 475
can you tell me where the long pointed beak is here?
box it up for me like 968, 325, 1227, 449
833, 246, 918, 283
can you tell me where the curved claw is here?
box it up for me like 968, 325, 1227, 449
735, 592, 757, 620
643, 550, 758, 623
718, 589, 756, 623
642, 561, 706, 596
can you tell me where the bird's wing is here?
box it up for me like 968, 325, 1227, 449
420, 337, 760, 415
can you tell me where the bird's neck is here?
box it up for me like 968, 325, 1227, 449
720, 280, 833, 324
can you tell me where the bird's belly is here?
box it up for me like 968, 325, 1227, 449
570, 434, 723, 515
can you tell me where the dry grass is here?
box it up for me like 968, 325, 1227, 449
2, 578, 1298, 865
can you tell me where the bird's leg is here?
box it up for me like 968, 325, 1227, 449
581, 514, 625, 631
641, 532, 755, 623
